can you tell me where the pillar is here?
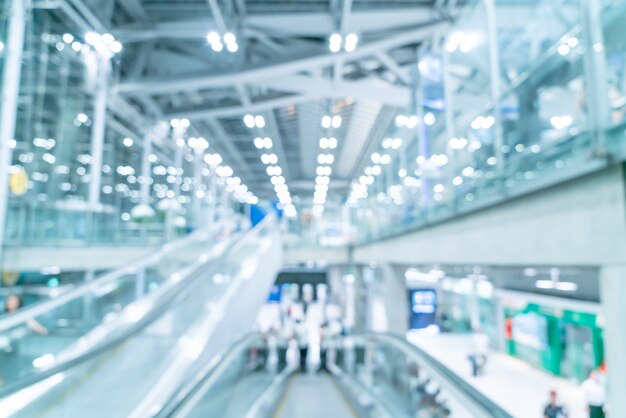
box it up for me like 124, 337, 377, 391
0, 0, 27, 268
599, 265, 626, 417
88, 57, 110, 208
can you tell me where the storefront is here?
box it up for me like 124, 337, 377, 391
504, 303, 603, 381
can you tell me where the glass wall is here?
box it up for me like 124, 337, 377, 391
0, 4, 252, 274
349, 0, 622, 243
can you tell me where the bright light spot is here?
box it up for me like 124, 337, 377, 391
452, 176, 463, 186
207, 31, 220, 44
332, 115, 342, 128
63, 33, 74, 44
244, 114, 255, 128
85, 32, 100, 46
558, 44, 570, 56
211, 42, 224, 52
550, 115, 573, 130
448, 137, 468, 150
395, 115, 408, 127
227, 42, 238, 52
321, 115, 332, 128
223, 32, 236, 44
123, 137, 133, 147
110, 41, 123, 53
406, 115, 419, 129
423, 112, 436, 126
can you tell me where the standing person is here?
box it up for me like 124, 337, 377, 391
581, 371, 606, 418
4, 295, 48, 334
469, 328, 489, 377
543, 390, 567, 418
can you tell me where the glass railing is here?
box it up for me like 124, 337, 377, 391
331, 333, 513, 418
161, 331, 514, 418
350, 0, 626, 245
157, 333, 291, 418
0, 216, 280, 417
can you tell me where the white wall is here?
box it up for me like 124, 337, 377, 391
353, 165, 626, 266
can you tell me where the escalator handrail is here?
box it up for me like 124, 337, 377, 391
0, 225, 221, 333
154, 332, 262, 418
357, 332, 514, 418
0, 216, 275, 399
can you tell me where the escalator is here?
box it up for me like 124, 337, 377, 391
272, 373, 358, 418
0, 216, 282, 417
156, 332, 516, 418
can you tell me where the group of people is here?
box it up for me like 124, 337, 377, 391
544, 371, 608, 418
466, 328, 608, 418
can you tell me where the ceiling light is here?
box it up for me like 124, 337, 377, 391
332, 115, 342, 128
223, 32, 236, 44
253, 137, 263, 149
424, 112, 436, 126
321, 115, 332, 128
207, 31, 220, 44
263, 137, 273, 149
123, 137, 133, 147
328, 137, 337, 149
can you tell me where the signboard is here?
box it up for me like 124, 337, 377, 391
9, 170, 28, 196
408, 289, 437, 330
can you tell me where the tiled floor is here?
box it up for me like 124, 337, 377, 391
408, 332, 587, 418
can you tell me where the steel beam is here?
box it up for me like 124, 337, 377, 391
116, 21, 448, 95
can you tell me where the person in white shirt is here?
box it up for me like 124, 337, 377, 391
469, 328, 489, 377
581, 371, 606, 418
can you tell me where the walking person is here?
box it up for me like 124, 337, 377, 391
543, 390, 567, 418
581, 371, 606, 418
468, 328, 489, 377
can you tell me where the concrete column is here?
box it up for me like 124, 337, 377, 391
0, 0, 27, 267
88, 57, 110, 208
600, 265, 626, 417
381, 264, 409, 336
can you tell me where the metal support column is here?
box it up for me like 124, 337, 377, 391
192, 152, 203, 229
442, 47, 459, 206
88, 57, 111, 208
581, 0, 610, 156
140, 134, 153, 208
484, 0, 505, 175
0, 0, 27, 267
412, 48, 430, 211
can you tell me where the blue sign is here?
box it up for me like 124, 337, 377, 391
408, 289, 437, 330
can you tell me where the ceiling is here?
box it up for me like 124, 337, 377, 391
51, 0, 456, 202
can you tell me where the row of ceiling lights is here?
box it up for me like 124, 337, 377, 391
313, 114, 341, 213
207, 31, 239, 53
244, 115, 296, 216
